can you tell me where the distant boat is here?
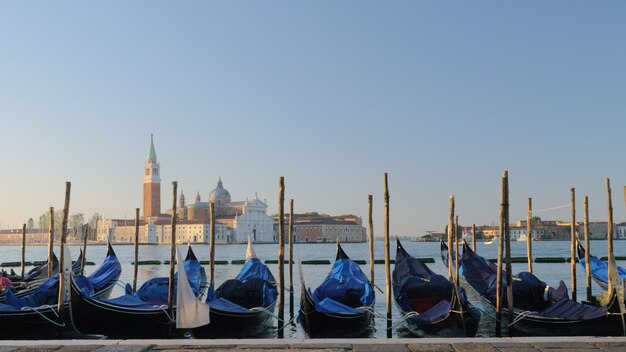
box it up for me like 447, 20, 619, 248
485, 237, 498, 245
517, 234, 528, 242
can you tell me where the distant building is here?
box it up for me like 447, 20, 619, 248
282, 213, 366, 243
98, 135, 276, 244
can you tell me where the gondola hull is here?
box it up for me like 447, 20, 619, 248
395, 301, 479, 338
192, 301, 276, 338
476, 295, 625, 337
69, 279, 175, 338
0, 306, 66, 339
299, 283, 373, 338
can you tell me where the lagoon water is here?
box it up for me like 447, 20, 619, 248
2, 240, 625, 338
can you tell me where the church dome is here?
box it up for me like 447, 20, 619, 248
209, 178, 231, 204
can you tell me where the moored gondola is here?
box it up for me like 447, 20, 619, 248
460, 241, 625, 336
577, 242, 626, 290
191, 239, 278, 338
70, 244, 206, 338
394, 239, 479, 337
0, 243, 121, 339
299, 243, 375, 338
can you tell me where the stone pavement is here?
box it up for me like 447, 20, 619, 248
1, 337, 625, 352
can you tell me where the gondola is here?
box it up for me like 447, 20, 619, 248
460, 241, 625, 336
577, 242, 626, 290
393, 239, 479, 337
70, 244, 206, 338
299, 243, 375, 338
0, 243, 121, 339
191, 240, 278, 338
1, 251, 84, 302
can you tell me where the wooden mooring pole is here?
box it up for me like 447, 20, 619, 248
57, 182, 71, 319
133, 208, 140, 292
447, 195, 455, 282
570, 188, 577, 302
167, 181, 178, 318
584, 196, 591, 301
455, 215, 460, 287
384, 173, 391, 338
496, 172, 506, 337
526, 198, 533, 273
288, 198, 294, 320
503, 172, 513, 336
471, 223, 476, 253
368, 195, 375, 285
277, 177, 285, 338
20, 224, 26, 278
81, 224, 88, 275
606, 179, 614, 296
209, 202, 216, 290
48, 207, 54, 278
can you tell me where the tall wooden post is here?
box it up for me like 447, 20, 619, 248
277, 177, 285, 338
496, 172, 506, 337
133, 208, 140, 292
368, 195, 375, 284
527, 198, 533, 273
209, 202, 216, 290
57, 182, 71, 318
455, 215, 460, 286
584, 196, 592, 301
288, 198, 294, 319
383, 173, 392, 337
48, 207, 54, 278
503, 172, 513, 334
20, 224, 26, 278
167, 181, 177, 317
471, 223, 476, 253
447, 195, 455, 281
570, 188, 577, 302
606, 179, 614, 296
81, 224, 87, 275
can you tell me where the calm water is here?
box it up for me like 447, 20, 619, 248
2, 240, 625, 338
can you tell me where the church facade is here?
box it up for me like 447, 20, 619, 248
97, 136, 277, 244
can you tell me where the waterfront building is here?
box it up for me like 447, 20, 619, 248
98, 135, 276, 244
284, 213, 366, 243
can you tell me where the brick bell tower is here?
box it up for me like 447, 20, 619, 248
143, 134, 161, 219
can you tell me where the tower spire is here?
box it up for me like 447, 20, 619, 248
147, 133, 157, 162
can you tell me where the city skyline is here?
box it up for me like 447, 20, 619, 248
1, 2, 626, 237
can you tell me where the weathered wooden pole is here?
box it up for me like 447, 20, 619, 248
606, 178, 614, 296
383, 173, 392, 337
526, 198, 533, 273
20, 223, 26, 278
570, 188, 577, 302
57, 181, 71, 318
277, 177, 285, 338
447, 195, 455, 281
167, 181, 178, 317
584, 196, 592, 301
81, 224, 88, 275
455, 215, 460, 287
133, 208, 140, 292
368, 195, 375, 284
48, 207, 54, 278
503, 172, 513, 335
471, 223, 476, 253
495, 172, 506, 337
209, 202, 216, 290
288, 198, 294, 319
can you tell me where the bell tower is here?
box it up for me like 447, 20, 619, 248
143, 134, 161, 219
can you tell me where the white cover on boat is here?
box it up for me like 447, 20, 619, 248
176, 247, 211, 328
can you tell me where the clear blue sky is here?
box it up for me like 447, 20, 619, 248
1, 1, 625, 235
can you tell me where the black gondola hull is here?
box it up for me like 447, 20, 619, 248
395, 302, 479, 338
192, 301, 276, 338
299, 283, 373, 338
0, 306, 66, 339
477, 295, 625, 336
